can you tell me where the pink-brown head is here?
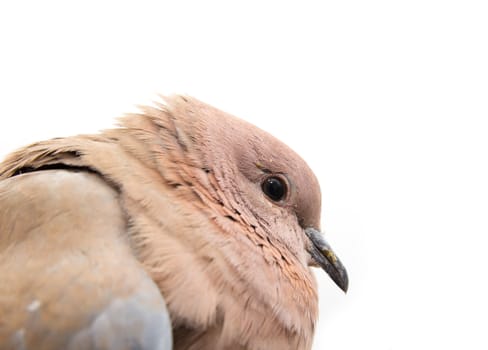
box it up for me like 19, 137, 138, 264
167, 96, 348, 294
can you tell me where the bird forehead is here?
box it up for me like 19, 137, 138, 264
240, 127, 319, 189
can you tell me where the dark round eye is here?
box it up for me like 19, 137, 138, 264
261, 176, 287, 202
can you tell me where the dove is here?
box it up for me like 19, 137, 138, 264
0, 96, 348, 350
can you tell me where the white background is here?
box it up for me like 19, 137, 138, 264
1, 1, 487, 349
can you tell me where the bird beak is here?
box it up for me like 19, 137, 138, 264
305, 227, 349, 293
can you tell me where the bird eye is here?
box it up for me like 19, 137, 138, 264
261, 176, 287, 202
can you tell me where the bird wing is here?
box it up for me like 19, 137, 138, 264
0, 169, 172, 350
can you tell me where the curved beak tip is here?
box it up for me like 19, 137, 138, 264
337, 270, 349, 294
305, 227, 349, 294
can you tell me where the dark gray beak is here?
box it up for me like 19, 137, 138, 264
305, 227, 349, 293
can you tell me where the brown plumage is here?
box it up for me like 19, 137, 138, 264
0, 96, 347, 350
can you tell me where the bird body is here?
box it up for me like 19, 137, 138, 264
0, 96, 347, 349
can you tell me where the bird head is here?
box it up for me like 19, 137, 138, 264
169, 96, 348, 294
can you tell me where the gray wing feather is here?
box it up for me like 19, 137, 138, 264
68, 280, 172, 350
